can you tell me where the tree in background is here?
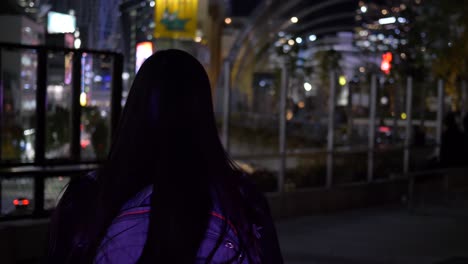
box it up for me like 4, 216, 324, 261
314, 49, 343, 109
419, 1, 468, 111
398, 0, 468, 111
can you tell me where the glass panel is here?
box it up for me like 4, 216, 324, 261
333, 151, 368, 185
348, 75, 371, 148
375, 148, 404, 180
80, 53, 112, 161
286, 74, 329, 151
1, 48, 37, 163
45, 176, 70, 210
46, 51, 73, 159
228, 68, 280, 157
1, 177, 34, 216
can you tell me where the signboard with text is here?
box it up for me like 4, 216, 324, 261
154, 0, 198, 39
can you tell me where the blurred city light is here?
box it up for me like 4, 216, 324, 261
339, 76, 347, 86
94, 75, 103, 82
308, 34, 317, 41
288, 39, 295, 46
304, 82, 312, 91
80, 92, 87, 107
290, 16, 299, 23
397, 17, 407, 23
74, 38, 81, 49
295, 37, 303, 44
379, 17, 397, 25
381, 97, 389, 105
360, 6, 367, 13
23, 129, 35, 136
224, 17, 232, 24
149, 1, 155, 7
122, 72, 130, 80
401, 112, 407, 120
47, 11, 76, 33
381, 52, 393, 74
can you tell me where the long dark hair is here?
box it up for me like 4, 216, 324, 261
48, 49, 260, 263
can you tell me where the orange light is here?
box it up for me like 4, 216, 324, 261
13, 199, 19, 206
382, 52, 393, 61
22, 199, 30, 206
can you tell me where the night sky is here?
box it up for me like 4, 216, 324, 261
230, 0, 262, 16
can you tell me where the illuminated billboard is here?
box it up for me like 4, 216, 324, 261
136, 42, 154, 73
47, 12, 76, 33
154, 0, 198, 39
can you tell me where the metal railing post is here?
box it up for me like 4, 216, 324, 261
0, 48, 3, 162
111, 54, 123, 140
436, 79, 444, 159
367, 75, 377, 182
71, 52, 82, 162
462, 80, 467, 119
326, 71, 336, 188
404, 77, 413, 175
222, 59, 231, 153
0, 48, 2, 213
34, 47, 48, 215
278, 60, 289, 192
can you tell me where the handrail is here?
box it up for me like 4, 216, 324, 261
0, 42, 122, 56
0, 165, 99, 221
0, 163, 100, 177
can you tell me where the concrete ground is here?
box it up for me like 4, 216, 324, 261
277, 204, 468, 264
1, 190, 467, 264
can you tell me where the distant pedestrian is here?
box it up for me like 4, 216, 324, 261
412, 125, 426, 147
440, 112, 464, 167
462, 114, 468, 162
48, 50, 283, 264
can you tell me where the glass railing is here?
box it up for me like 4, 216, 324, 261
0, 42, 123, 220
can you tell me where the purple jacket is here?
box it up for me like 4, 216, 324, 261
94, 184, 283, 263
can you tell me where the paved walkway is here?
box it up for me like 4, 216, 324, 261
277, 204, 468, 264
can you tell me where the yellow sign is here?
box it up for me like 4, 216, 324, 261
154, 0, 198, 39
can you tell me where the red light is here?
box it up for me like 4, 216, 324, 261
381, 61, 390, 73
80, 139, 91, 148
22, 199, 30, 206
379, 126, 391, 133
13, 199, 19, 206
381, 52, 393, 75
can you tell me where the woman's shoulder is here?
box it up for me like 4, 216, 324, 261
238, 173, 271, 214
